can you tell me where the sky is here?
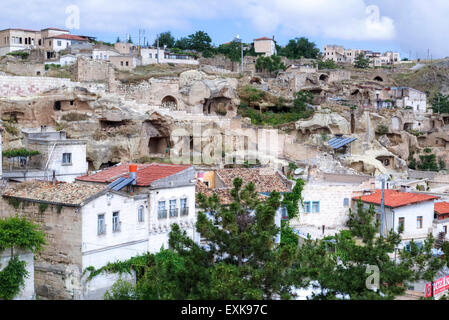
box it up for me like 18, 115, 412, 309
1, 0, 449, 59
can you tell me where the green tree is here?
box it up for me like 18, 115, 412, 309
431, 93, 449, 114
295, 201, 443, 300
174, 37, 190, 50
90, 178, 305, 300
104, 278, 136, 300
354, 53, 370, 69
217, 41, 242, 62
278, 37, 320, 59
127, 36, 133, 44
293, 91, 314, 112
256, 55, 286, 75
0, 216, 46, 300
154, 31, 175, 48
187, 31, 212, 52
318, 59, 339, 70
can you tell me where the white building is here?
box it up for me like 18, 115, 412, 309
139, 47, 198, 66
1, 163, 196, 299
434, 202, 449, 238
292, 173, 375, 239
389, 87, 427, 113
355, 189, 439, 246
92, 45, 120, 61
3, 127, 88, 183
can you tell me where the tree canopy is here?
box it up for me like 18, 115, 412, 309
256, 55, 286, 75
278, 37, 320, 59
354, 53, 371, 69
431, 92, 449, 114
154, 31, 175, 48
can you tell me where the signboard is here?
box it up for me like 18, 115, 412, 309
425, 275, 449, 298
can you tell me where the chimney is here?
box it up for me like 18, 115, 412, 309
129, 164, 137, 185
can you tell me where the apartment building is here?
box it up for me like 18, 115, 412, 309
323, 45, 400, 66
0, 28, 42, 56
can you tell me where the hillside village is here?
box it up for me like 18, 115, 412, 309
2, 26, 449, 300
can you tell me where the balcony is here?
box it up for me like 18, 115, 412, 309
180, 207, 189, 216
169, 208, 179, 218
158, 209, 167, 219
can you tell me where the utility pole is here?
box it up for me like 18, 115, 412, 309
157, 36, 160, 64
380, 175, 386, 237
241, 42, 244, 73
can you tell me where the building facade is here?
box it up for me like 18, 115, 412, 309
253, 37, 276, 57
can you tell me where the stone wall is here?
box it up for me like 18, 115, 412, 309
0, 198, 83, 300
199, 55, 238, 72
0, 75, 74, 97
75, 57, 114, 83
5, 61, 45, 77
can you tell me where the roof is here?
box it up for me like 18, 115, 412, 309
196, 180, 267, 205
354, 189, 439, 209
47, 34, 88, 41
254, 37, 273, 41
76, 163, 191, 187
41, 27, 69, 32
2, 181, 105, 207
215, 168, 290, 193
328, 136, 357, 150
435, 202, 449, 215
0, 28, 39, 33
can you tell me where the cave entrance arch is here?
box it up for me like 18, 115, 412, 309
374, 76, 383, 82
319, 74, 329, 82
161, 95, 177, 109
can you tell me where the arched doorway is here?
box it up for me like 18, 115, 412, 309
374, 76, 383, 82
319, 74, 329, 82
161, 96, 177, 109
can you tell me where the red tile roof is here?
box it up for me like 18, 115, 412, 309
76, 163, 191, 186
435, 202, 449, 215
47, 34, 88, 41
354, 190, 439, 209
254, 37, 273, 41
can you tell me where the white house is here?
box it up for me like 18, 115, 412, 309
355, 189, 439, 247
388, 87, 427, 113
92, 45, 120, 61
434, 202, 449, 238
2, 127, 88, 183
139, 47, 198, 66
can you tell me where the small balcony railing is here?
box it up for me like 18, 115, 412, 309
169, 208, 179, 218
158, 209, 167, 219
180, 207, 189, 216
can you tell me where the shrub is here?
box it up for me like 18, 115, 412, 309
376, 125, 389, 135
7, 51, 29, 59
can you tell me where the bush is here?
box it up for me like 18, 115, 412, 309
3, 148, 40, 158
318, 59, 338, 70
376, 125, 389, 135
104, 279, 136, 300
7, 51, 29, 59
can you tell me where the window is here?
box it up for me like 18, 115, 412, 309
158, 201, 167, 219
138, 205, 144, 222
180, 198, 188, 216
343, 198, 350, 207
417, 216, 423, 229
97, 214, 106, 235
120, 61, 123, 66
444, 226, 448, 234
57, 40, 62, 46
304, 202, 311, 214
312, 201, 320, 213
62, 153, 72, 164
149, 53, 152, 58
399, 217, 405, 231
169, 200, 178, 218
126, 61, 129, 66
112, 212, 120, 232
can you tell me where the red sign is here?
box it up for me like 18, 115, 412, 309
425, 275, 449, 298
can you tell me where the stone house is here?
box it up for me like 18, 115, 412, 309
253, 37, 276, 57
292, 173, 375, 239
92, 44, 120, 61
0, 28, 43, 56
109, 55, 139, 70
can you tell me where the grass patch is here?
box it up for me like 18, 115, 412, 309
238, 104, 313, 127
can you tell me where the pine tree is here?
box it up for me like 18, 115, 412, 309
354, 53, 371, 69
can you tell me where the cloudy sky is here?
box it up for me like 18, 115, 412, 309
2, 0, 448, 59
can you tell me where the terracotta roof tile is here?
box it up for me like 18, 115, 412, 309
435, 202, 449, 215
76, 163, 191, 186
196, 181, 267, 205
354, 190, 439, 209
47, 34, 88, 41
2, 181, 105, 206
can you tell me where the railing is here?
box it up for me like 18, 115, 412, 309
180, 207, 189, 216
112, 221, 121, 233
169, 208, 179, 218
98, 224, 106, 235
158, 209, 167, 219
